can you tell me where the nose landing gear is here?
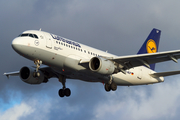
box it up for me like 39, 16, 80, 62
33, 60, 42, 77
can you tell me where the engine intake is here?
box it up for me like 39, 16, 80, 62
20, 66, 44, 84
89, 57, 116, 75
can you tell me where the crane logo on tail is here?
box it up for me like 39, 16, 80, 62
146, 39, 157, 53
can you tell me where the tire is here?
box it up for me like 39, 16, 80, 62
111, 82, 117, 91
33, 72, 36, 77
105, 83, 111, 92
36, 72, 40, 77
33, 72, 40, 77
64, 88, 71, 97
58, 89, 64, 97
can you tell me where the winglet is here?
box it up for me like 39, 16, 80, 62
137, 28, 161, 70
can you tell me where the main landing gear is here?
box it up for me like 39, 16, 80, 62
104, 75, 117, 92
58, 75, 71, 97
105, 82, 117, 92
33, 60, 42, 77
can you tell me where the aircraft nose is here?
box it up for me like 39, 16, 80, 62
11, 38, 23, 53
12, 38, 18, 50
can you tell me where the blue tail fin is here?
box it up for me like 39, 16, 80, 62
137, 28, 161, 70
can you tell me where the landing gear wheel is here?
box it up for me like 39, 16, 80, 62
64, 88, 71, 97
58, 75, 71, 98
105, 82, 117, 92
58, 89, 65, 97
33, 72, 40, 78
111, 82, 117, 91
58, 88, 71, 97
105, 83, 111, 92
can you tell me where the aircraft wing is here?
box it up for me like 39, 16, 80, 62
111, 50, 180, 70
4, 65, 57, 79
4, 71, 19, 78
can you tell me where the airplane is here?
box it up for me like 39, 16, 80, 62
4, 28, 180, 98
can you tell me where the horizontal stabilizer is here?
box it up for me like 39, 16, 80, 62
150, 70, 180, 78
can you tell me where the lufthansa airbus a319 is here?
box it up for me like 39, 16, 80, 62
4, 28, 180, 97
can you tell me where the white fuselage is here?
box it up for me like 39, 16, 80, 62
12, 30, 164, 86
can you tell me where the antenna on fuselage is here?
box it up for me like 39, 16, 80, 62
39, 28, 41, 31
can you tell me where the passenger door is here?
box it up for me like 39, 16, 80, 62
44, 33, 52, 49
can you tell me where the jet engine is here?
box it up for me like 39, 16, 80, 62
89, 57, 116, 75
20, 66, 44, 84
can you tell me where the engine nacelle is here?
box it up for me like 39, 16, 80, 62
20, 66, 44, 84
89, 57, 116, 75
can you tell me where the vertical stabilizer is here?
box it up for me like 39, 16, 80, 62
137, 28, 161, 70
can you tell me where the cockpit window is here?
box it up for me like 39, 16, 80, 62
18, 33, 39, 39
21, 34, 29, 37
29, 34, 34, 38
34, 34, 38, 39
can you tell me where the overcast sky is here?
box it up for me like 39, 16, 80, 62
1, 0, 180, 120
